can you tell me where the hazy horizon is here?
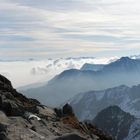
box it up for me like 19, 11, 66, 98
0, 56, 118, 88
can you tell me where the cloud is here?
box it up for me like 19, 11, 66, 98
6, 0, 97, 11
0, 0, 140, 59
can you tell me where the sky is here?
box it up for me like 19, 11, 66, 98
1, 0, 140, 60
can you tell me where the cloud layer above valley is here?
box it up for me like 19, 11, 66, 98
0, 57, 118, 88
1, 0, 140, 59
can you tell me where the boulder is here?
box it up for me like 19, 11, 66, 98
0, 111, 8, 122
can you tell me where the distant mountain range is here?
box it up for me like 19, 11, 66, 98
92, 106, 140, 140
2, 56, 114, 88
22, 57, 140, 107
2, 55, 140, 140
70, 84, 140, 121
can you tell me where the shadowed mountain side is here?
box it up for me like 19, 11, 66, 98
22, 57, 140, 107
70, 84, 140, 121
93, 106, 140, 140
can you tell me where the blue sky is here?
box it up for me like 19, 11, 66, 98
0, 0, 140, 59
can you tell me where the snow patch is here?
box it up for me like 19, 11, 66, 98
29, 114, 41, 121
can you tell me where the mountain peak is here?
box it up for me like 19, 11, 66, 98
109, 57, 135, 66
93, 106, 135, 140
102, 56, 140, 72
0, 74, 13, 90
118, 57, 132, 62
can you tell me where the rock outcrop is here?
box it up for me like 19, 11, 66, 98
0, 74, 115, 140
1, 74, 43, 116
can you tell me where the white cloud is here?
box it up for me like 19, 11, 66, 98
0, 57, 118, 87
0, 0, 140, 59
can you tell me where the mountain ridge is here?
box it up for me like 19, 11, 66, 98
70, 84, 140, 120
23, 57, 140, 107
93, 106, 140, 140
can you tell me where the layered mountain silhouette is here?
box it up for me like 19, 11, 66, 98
0, 74, 114, 140
22, 57, 140, 107
70, 84, 140, 120
93, 106, 140, 140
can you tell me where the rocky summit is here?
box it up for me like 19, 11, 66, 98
0, 74, 114, 140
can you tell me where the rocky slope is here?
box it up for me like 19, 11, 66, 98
0, 74, 114, 140
93, 106, 140, 140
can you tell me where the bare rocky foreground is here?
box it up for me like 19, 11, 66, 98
0, 74, 114, 140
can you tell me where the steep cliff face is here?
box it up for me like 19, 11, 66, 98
0, 74, 114, 140
93, 106, 140, 140
0, 74, 41, 117
0, 74, 13, 90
